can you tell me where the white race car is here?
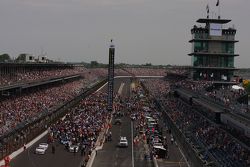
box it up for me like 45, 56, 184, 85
69, 145, 79, 153
35, 146, 46, 155
118, 137, 128, 147
39, 143, 49, 150
35, 143, 49, 155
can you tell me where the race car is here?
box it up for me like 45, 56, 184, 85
68, 144, 79, 153
118, 136, 128, 147
38, 143, 49, 150
35, 143, 49, 155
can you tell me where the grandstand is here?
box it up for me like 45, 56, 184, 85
0, 63, 249, 167
142, 78, 250, 167
0, 63, 108, 160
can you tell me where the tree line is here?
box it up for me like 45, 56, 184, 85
0, 53, 31, 62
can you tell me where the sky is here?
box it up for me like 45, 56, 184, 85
0, 0, 249, 67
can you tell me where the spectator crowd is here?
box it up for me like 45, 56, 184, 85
0, 65, 249, 166
0, 67, 84, 87
0, 79, 85, 136
142, 78, 250, 167
48, 91, 111, 164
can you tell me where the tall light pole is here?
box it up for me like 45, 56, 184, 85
107, 39, 115, 111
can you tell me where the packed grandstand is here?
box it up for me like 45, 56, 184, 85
0, 64, 249, 167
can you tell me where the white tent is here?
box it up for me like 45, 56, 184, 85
232, 85, 244, 90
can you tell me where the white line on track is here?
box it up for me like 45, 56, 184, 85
118, 82, 125, 95
178, 146, 190, 167
95, 82, 108, 92
179, 156, 183, 167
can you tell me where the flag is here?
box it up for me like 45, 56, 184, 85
206, 4, 209, 13
216, 0, 219, 6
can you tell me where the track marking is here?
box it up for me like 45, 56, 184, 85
179, 155, 184, 167
95, 82, 108, 92
118, 82, 125, 95
178, 146, 190, 167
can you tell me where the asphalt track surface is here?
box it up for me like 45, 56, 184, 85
10, 78, 129, 167
92, 78, 133, 167
156, 120, 189, 167
92, 116, 133, 167
93, 78, 154, 167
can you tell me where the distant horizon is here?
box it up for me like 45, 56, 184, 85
2, 54, 250, 69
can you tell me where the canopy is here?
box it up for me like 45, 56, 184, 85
232, 85, 244, 90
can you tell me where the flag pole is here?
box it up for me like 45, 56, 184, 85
217, 0, 221, 19
206, 4, 209, 19
206, 0, 209, 19
219, 1, 221, 19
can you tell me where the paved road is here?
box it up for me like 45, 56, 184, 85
10, 78, 127, 167
93, 79, 154, 167
92, 116, 133, 167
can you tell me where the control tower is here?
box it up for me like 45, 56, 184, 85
188, 15, 239, 81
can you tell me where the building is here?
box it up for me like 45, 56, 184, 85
25, 54, 35, 63
38, 55, 48, 63
189, 17, 239, 81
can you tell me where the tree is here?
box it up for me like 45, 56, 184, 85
16, 54, 27, 62
90, 61, 99, 67
0, 54, 11, 62
243, 80, 250, 94
145, 63, 152, 66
